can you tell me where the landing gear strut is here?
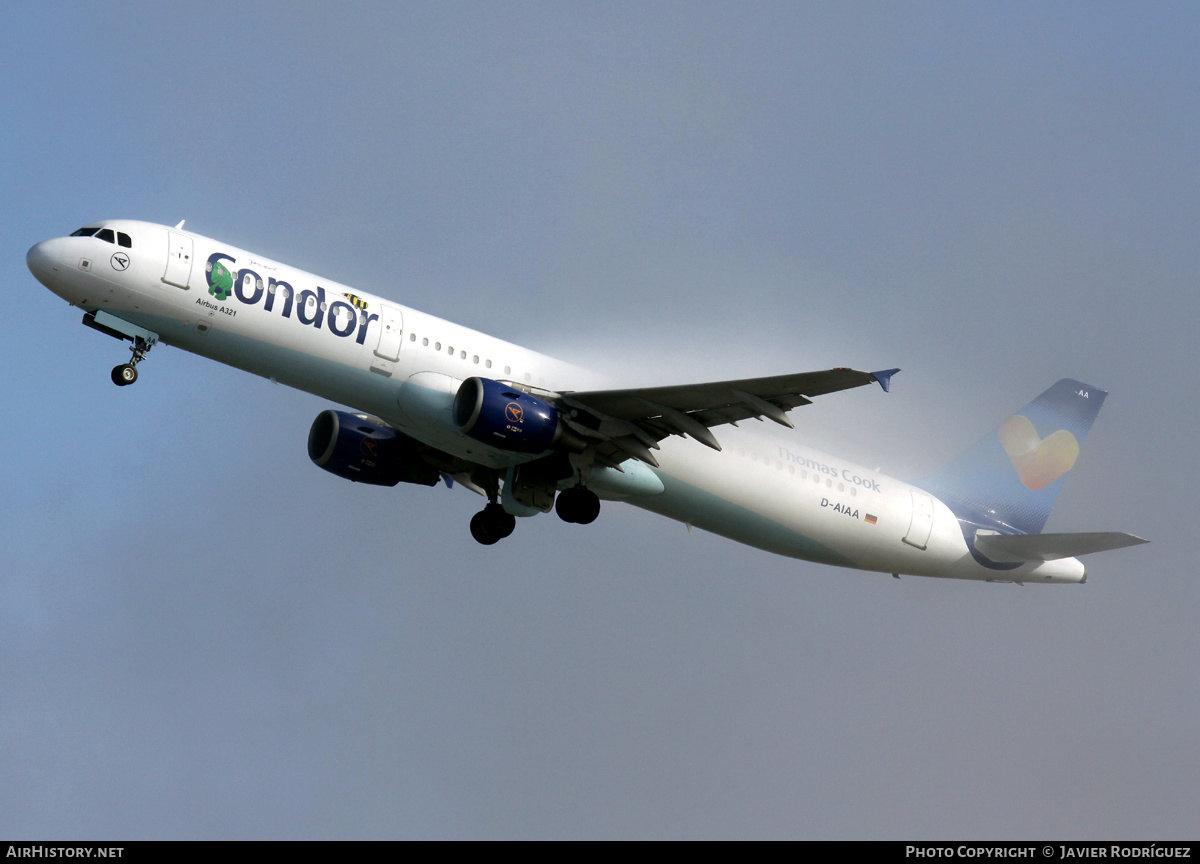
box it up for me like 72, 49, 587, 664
556, 487, 600, 524
111, 335, 152, 387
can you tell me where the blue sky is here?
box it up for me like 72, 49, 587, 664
1, 1, 1197, 838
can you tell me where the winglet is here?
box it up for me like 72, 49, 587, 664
871, 368, 900, 393
440, 472, 455, 489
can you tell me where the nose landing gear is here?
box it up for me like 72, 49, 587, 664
111, 364, 138, 386
81, 311, 159, 388
111, 335, 152, 387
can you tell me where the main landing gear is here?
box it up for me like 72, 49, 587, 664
470, 502, 516, 545
468, 483, 602, 545
469, 474, 516, 545
555, 487, 600, 524
111, 335, 152, 387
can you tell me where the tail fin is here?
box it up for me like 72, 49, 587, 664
919, 379, 1106, 534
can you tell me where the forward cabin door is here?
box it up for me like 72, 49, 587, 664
162, 232, 194, 289
370, 303, 405, 377
903, 490, 935, 550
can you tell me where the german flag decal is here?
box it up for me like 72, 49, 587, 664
864, 514, 878, 525
342, 293, 369, 310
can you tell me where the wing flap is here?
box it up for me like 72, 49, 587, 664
564, 368, 877, 419
559, 366, 893, 466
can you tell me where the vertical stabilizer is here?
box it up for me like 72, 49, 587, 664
919, 379, 1106, 535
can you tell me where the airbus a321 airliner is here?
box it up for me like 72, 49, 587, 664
27, 220, 1146, 583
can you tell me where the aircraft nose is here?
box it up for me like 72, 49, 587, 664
26, 239, 60, 286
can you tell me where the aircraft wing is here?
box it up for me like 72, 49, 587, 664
559, 367, 898, 467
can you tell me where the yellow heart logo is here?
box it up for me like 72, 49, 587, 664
997, 415, 1080, 491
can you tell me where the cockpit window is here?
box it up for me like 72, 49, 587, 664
95, 228, 116, 244
70, 227, 99, 237
117, 232, 132, 248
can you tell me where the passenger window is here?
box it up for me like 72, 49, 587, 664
460, 350, 466, 360
504, 366, 511, 375
485, 360, 492, 369
410, 333, 416, 341
117, 232, 132, 248
95, 228, 115, 243
422, 338, 429, 346
70, 227, 98, 237
447, 345, 454, 354
435, 342, 441, 350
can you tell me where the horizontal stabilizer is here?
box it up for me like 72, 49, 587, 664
974, 531, 1148, 562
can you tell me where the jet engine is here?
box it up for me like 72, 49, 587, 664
454, 377, 578, 453
308, 410, 438, 486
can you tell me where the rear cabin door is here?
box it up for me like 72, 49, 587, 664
162, 232, 194, 289
903, 490, 935, 550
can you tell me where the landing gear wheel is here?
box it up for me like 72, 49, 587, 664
470, 503, 517, 545
110, 335, 153, 387
575, 490, 600, 524
111, 364, 138, 386
489, 503, 516, 539
470, 510, 500, 545
556, 489, 579, 523
556, 488, 601, 524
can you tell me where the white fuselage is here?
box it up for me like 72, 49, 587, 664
27, 220, 1085, 583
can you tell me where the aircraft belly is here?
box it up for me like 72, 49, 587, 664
634, 470, 858, 567
644, 438, 871, 568
641, 436, 996, 578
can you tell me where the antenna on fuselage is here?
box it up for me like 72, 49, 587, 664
174, 220, 186, 230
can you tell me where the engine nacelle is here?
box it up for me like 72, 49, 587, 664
453, 377, 564, 453
308, 410, 437, 487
